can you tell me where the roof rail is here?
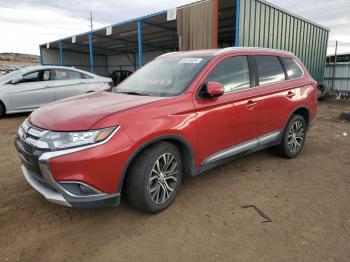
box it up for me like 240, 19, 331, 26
214, 47, 295, 56
157, 52, 180, 59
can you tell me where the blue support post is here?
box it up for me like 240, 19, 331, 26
59, 41, 64, 66
137, 19, 143, 68
89, 32, 95, 73
235, 0, 240, 47
39, 46, 44, 65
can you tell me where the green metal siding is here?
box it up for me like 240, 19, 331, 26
237, 0, 329, 83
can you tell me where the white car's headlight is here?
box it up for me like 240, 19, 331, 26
40, 127, 117, 150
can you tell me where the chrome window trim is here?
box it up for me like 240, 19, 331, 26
254, 56, 304, 88
202, 56, 304, 97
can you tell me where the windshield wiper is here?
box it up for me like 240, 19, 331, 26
117, 91, 150, 96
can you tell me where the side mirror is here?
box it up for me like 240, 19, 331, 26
11, 75, 23, 84
206, 82, 224, 97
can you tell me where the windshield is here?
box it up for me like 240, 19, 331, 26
0, 68, 29, 83
116, 57, 209, 97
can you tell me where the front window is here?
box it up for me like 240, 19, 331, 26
205, 56, 251, 93
21, 70, 52, 83
116, 57, 209, 97
23, 71, 40, 82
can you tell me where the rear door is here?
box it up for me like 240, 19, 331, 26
52, 69, 88, 101
7, 69, 54, 111
252, 55, 298, 139
193, 55, 259, 165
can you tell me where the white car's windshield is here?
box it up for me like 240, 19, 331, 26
116, 57, 209, 97
0, 68, 29, 83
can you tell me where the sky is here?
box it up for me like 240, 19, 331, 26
0, 0, 349, 56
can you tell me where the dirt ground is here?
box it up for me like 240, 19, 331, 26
0, 100, 349, 262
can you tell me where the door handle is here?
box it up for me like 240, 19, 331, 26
287, 91, 295, 98
246, 100, 257, 109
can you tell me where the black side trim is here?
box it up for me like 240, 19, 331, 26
64, 193, 121, 208
117, 135, 196, 192
278, 56, 289, 81
247, 55, 258, 87
194, 138, 280, 175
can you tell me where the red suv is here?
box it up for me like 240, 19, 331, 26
15, 48, 318, 213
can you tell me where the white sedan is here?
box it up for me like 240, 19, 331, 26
0, 66, 113, 116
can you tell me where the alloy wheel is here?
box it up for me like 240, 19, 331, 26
287, 120, 305, 153
148, 153, 178, 204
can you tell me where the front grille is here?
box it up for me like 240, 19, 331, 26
15, 122, 51, 178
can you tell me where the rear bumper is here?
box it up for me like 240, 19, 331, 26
21, 165, 120, 208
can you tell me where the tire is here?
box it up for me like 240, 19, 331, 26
317, 84, 331, 101
0, 102, 5, 117
340, 111, 350, 122
125, 142, 183, 213
277, 114, 307, 159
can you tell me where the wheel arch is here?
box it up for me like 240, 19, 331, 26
285, 105, 310, 130
292, 106, 310, 128
118, 135, 196, 193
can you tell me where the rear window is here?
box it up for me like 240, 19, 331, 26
54, 69, 83, 80
280, 57, 303, 80
255, 56, 285, 85
54, 69, 69, 80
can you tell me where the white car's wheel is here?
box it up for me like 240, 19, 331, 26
0, 102, 5, 116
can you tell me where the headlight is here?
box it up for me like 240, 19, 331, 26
40, 127, 117, 150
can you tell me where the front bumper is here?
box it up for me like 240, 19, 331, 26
21, 165, 120, 208
14, 122, 128, 208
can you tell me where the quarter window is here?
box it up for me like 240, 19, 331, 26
68, 70, 82, 80
255, 56, 285, 85
81, 73, 92, 79
206, 56, 250, 93
280, 57, 303, 79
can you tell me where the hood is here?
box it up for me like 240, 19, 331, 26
29, 92, 164, 131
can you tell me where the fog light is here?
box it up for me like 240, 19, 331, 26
58, 182, 103, 196
79, 184, 97, 195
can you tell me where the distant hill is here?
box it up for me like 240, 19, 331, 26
0, 53, 40, 75
0, 53, 40, 64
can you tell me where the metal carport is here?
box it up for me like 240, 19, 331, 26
40, 0, 329, 83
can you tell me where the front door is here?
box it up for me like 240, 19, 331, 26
8, 70, 54, 111
193, 55, 259, 165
